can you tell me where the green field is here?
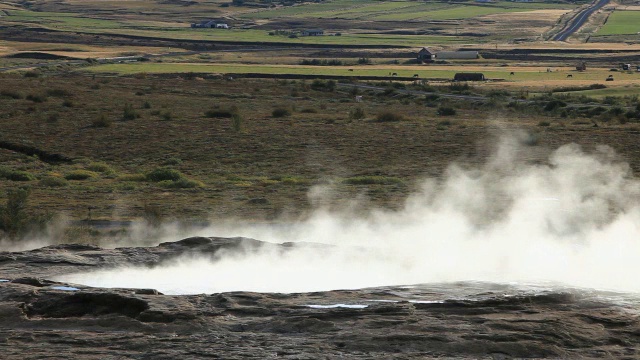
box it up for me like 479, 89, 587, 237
2, 9, 470, 46
84, 63, 640, 83
241, 0, 576, 20
597, 10, 640, 35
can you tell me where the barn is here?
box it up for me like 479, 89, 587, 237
453, 73, 485, 81
302, 29, 324, 36
417, 47, 435, 62
436, 51, 480, 60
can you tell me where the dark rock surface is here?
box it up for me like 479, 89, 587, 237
1, 237, 640, 359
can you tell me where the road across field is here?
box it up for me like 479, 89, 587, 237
553, 0, 610, 41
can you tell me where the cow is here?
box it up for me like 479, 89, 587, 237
567, 74, 573, 78
510, 72, 515, 75
413, 74, 419, 78
348, 69, 354, 72
392, 73, 398, 77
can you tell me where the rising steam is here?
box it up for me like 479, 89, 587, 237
58, 135, 640, 294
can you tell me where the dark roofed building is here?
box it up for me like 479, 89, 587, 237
302, 29, 324, 36
417, 47, 435, 62
453, 73, 485, 81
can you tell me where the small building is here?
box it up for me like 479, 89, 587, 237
453, 73, 485, 81
191, 20, 228, 29
301, 29, 324, 36
417, 47, 435, 62
435, 51, 480, 60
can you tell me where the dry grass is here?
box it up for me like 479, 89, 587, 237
0, 73, 639, 222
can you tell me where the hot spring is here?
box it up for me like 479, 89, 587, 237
55, 142, 640, 295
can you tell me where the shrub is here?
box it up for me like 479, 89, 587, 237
26, 94, 47, 103
62, 99, 74, 107
64, 170, 98, 180
538, 121, 551, 127
376, 111, 404, 122
5, 170, 36, 181
143, 101, 151, 109
161, 111, 173, 121
46, 89, 71, 98
23, 71, 40, 78
0, 188, 52, 238
158, 178, 203, 189
92, 114, 112, 128
87, 162, 115, 174
205, 106, 238, 118
39, 176, 68, 187
299, 108, 317, 113
231, 113, 242, 132
544, 100, 567, 111
0, 90, 23, 99
46, 113, 59, 123
146, 167, 184, 182
117, 174, 147, 182
162, 157, 183, 166
122, 103, 138, 120
344, 176, 403, 185
437, 106, 457, 116
272, 107, 291, 117
349, 107, 366, 120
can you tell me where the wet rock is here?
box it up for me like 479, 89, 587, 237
1, 237, 640, 359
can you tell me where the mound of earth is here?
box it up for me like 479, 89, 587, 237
1, 237, 639, 359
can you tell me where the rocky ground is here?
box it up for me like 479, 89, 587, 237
1, 237, 640, 359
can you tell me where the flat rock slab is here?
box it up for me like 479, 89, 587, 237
1, 237, 640, 359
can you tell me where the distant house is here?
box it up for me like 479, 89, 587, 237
191, 20, 229, 29
436, 51, 480, 60
301, 29, 324, 36
417, 47, 435, 62
453, 73, 485, 81
475, 0, 494, 3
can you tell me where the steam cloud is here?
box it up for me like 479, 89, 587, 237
58, 135, 640, 294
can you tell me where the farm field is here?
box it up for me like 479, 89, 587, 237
596, 10, 640, 35
241, 0, 577, 20
85, 62, 640, 84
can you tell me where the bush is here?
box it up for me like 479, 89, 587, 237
0, 90, 23, 99
122, 103, 138, 120
544, 100, 567, 112
23, 71, 40, 78
64, 170, 98, 180
349, 107, 366, 120
231, 113, 242, 132
87, 162, 115, 174
437, 106, 457, 116
0, 167, 34, 181
376, 111, 404, 122
158, 178, 203, 189
92, 114, 112, 128
0, 188, 52, 239
117, 174, 147, 182
205, 106, 238, 118
46, 89, 71, 98
538, 121, 551, 127
39, 176, 68, 187
46, 113, 59, 123
143, 101, 151, 109
26, 94, 47, 103
146, 167, 184, 182
344, 176, 403, 185
272, 107, 291, 117
62, 99, 74, 107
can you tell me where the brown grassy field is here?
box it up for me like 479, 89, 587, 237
1, 73, 640, 227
